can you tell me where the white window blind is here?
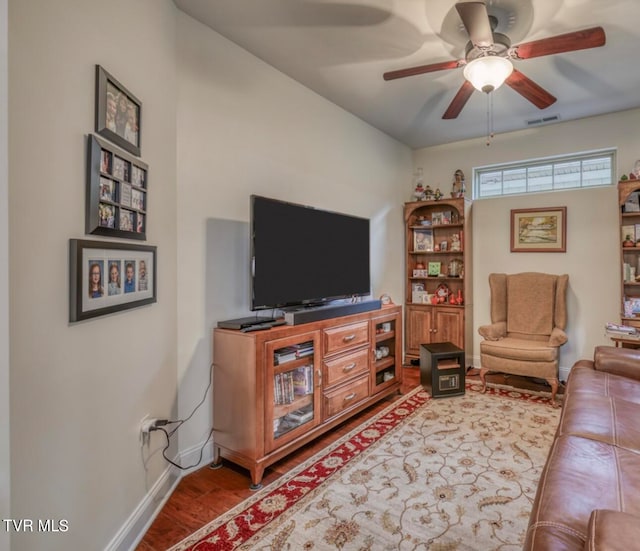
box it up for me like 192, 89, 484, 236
473, 149, 615, 199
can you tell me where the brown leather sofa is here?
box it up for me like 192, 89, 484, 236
524, 345, 640, 550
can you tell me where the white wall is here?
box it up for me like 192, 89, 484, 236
414, 108, 640, 376
9, 1, 177, 549
175, 12, 412, 462
1, 0, 10, 549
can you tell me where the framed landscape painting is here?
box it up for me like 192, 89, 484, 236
510, 207, 567, 252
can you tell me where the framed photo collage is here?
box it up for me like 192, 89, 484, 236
71, 65, 155, 322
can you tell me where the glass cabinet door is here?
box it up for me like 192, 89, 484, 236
265, 331, 321, 453
371, 312, 401, 393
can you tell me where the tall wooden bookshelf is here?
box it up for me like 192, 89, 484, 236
404, 198, 472, 365
619, 180, 640, 329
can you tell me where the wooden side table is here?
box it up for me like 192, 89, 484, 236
609, 335, 640, 349
419, 342, 465, 398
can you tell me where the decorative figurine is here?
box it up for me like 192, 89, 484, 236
450, 233, 461, 251
413, 168, 425, 201
424, 184, 433, 200
451, 169, 465, 198
434, 187, 443, 200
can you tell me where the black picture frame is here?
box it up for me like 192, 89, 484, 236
69, 239, 157, 322
95, 65, 141, 156
87, 134, 148, 240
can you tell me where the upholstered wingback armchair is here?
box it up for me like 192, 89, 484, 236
478, 272, 568, 404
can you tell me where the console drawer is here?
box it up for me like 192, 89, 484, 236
323, 347, 369, 388
323, 321, 369, 356
323, 374, 369, 419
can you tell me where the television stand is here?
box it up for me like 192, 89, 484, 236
213, 305, 402, 488
284, 299, 382, 325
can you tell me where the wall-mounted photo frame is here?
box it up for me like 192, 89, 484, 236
87, 134, 148, 240
69, 239, 156, 322
510, 206, 567, 252
95, 65, 141, 156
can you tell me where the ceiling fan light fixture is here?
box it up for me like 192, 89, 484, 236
463, 56, 513, 93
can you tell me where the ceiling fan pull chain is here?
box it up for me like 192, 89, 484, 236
486, 92, 496, 147
486, 93, 491, 146
490, 93, 495, 140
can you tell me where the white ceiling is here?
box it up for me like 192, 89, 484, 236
173, 0, 640, 149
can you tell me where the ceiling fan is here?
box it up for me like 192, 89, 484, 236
383, 1, 606, 119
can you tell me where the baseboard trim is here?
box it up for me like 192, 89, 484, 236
105, 437, 215, 551
105, 464, 179, 551
559, 365, 571, 383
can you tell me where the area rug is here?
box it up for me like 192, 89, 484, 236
170, 383, 560, 550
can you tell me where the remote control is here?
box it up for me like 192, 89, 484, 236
240, 323, 273, 332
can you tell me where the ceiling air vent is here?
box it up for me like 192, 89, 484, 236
526, 115, 560, 126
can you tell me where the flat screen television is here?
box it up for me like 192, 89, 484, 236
251, 195, 371, 311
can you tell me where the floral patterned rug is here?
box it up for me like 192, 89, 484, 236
170, 383, 560, 550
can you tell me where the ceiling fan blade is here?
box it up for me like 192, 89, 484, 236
512, 26, 605, 59
505, 69, 557, 109
383, 59, 463, 81
455, 1, 493, 48
442, 80, 475, 119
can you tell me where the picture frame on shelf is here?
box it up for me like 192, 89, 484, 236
428, 261, 441, 277
69, 239, 156, 322
413, 228, 433, 252
510, 206, 567, 253
624, 191, 640, 213
87, 134, 148, 240
95, 65, 141, 157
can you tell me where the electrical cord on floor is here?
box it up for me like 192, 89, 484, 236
151, 361, 215, 470
157, 426, 215, 471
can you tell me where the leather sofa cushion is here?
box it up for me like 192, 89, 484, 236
525, 435, 640, 550
558, 393, 640, 453
480, 337, 558, 362
567, 364, 640, 405
585, 510, 640, 551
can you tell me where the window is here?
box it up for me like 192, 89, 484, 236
473, 149, 615, 199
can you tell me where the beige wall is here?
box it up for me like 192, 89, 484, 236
9, 1, 177, 549
175, 11, 412, 458
414, 108, 640, 375
1, 0, 9, 547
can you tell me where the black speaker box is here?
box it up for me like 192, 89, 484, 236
283, 299, 382, 325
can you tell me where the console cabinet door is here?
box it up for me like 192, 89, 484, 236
406, 305, 463, 355
264, 331, 321, 454
371, 310, 402, 393
433, 307, 463, 349
406, 305, 435, 357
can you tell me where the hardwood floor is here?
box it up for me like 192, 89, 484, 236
135, 367, 560, 550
